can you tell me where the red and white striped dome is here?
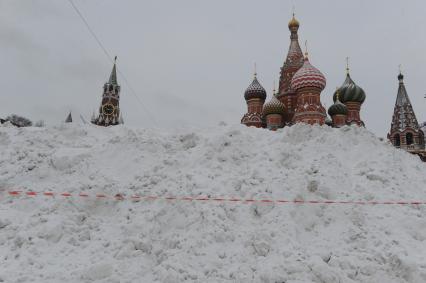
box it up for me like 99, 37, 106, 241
290, 57, 326, 91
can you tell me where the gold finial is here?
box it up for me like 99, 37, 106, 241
292, 5, 295, 17
254, 62, 257, 78
345, 57, 350, 74
114, 56, 117, 63
288, 5, 299, 29
398, 64, 402, 74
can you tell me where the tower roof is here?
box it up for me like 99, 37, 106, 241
278, 13, 304, 96
65, 112, 72, 123
328, 91, 348, 116
290, 56, 326, 91
288, 14, 300, 29
108, 56, 118, 85
390, 72, 420, 132
333, 73, 365, 104
244, 75, 267, 100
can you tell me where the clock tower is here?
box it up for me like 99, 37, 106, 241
92, 57, 122, 126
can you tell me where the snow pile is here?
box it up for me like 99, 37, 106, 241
1, 123, 426, 283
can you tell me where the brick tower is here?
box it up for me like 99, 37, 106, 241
276, 13, 305, 124
92, 57, 122, 127
328, 89, 348, 127
263, 87, 286, 130
291, 51, 327, 125
241, 73, 267, 128
388, 72, 424, 152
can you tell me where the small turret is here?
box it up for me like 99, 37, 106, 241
241, 70, 267, 128
263, 85, 286, 130
388, 71, 424, 151
328, 89, 348, 127
332, 58, 366, 126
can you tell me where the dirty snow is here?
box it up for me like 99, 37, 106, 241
0, 123, 426, 282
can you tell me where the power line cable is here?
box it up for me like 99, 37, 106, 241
67, 0, 158, 126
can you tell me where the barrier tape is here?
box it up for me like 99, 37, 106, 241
2, 190, 426, 206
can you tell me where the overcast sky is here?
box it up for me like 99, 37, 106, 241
1, 0, 425, 136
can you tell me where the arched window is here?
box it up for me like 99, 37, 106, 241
406, 133, 414, 145
394, 134, 400, 147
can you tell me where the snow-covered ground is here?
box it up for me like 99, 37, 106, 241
1, 123, 426, 283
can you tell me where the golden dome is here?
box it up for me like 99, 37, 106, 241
288, 14, 299, 29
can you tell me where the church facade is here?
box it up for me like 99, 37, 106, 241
241, 14, 366, 130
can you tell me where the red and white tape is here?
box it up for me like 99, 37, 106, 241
3, 190, 426, 206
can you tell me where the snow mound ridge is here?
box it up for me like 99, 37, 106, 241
0, 123, 426, 283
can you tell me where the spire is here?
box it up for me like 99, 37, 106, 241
108, 56, 118, 85
278, 9, 304, 106
398, 64, 404, 82
346, 57, 350, 75
304, 40, 309, 59
273, 80, 276, 96
391, 71, 420, 132
65, 111, 72, 123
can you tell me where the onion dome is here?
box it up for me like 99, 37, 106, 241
290, 55, 326, 91
328, 92, 348, 116
288, 14, 300, 29
333, 73, 365, 104
263, 95, 286, 116
244, 75, 267, 100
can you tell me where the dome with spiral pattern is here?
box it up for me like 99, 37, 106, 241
333, 73, 365, 104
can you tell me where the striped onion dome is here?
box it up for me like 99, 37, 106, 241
332, 73, 365, 104
244, 76, 267, 100
290, 56, 326, 91
328, 96, 348, 116
263, 95, 286, 116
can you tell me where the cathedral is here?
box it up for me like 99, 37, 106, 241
241, 14, 366, 129
91, 57, 124, 126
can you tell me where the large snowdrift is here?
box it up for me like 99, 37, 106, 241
0, 123, 426, 283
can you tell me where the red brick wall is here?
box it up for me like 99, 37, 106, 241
266, 114, 283, 130
293, 87, 326, 125
332, 114, 346, 127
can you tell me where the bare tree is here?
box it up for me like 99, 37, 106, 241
34, 120, 45, 127
6, 114, 33, 127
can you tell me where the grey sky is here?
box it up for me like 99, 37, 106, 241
1, 0, 425, 137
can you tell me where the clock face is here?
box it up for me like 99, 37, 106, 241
102, 104, 115, 115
